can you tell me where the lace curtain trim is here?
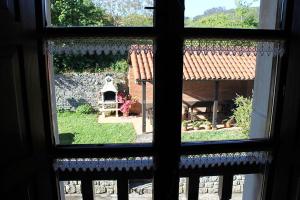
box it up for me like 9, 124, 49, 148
180, 151, 271, 169
53, 152, 271, 172
47, 38, 284, 57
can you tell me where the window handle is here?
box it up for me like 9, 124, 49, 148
144, 6, 155, 10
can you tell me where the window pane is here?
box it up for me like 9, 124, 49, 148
60, 181, 83, 200
181, 39, 284, 142
180, 152, 270, 199
230, 174, 265, 200
47, 38, 154, 145
93, 180, 117, 199
129, 179, 153, 199
46, 0, 153, 27
185, 0, 284, 29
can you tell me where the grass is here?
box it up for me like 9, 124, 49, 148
57, 112, 136, 144
57, 112, 248, 144
181, 129, 248, 142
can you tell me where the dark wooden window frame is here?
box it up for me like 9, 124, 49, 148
34, 0, 298, 199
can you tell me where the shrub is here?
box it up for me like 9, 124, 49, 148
111, 59, 128, 73
232, 95, 253, 134
76, 104, 95, 114
57, 107, 67, 113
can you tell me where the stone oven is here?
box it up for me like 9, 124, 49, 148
98, 76, 119, 117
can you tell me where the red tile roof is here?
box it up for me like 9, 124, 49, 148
129, 49, 256, 82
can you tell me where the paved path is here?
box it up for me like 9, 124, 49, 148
98, 115, 153, 136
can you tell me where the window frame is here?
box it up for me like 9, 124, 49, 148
36, 0, 294, 199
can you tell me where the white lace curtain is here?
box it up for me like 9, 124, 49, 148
47, 38, 284, 57
54, 151, 271, 172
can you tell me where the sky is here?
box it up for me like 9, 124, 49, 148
185, 0, 260, 18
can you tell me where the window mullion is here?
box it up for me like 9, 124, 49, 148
153, 0, 184, 199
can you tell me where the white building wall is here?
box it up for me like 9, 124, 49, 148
243, 0, 279, 200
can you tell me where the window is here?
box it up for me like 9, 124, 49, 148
41, 0, 289, 199
185, 0, 283, 30
47, 38, 154, 145
46, 0, 154, 27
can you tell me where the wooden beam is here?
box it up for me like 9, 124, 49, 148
142, 81, 146, 133
117, 178, 129, 200
212, 81, 219, 129
186, 176, 200, 200
81, 179, 94, 200
219, 175, 234, 200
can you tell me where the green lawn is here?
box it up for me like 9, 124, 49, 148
181, 129, 248, 142
57, 112, 136, 144
57, 112, 248, 144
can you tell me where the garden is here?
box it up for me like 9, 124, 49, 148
52, 0, 255, 145
57, 94, 252, 144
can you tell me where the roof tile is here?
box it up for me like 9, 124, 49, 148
129, 48, 256, 82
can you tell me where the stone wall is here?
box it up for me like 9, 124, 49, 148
54, 72, 127, 110
63, 175, 245, 196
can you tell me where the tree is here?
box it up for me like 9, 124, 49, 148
94, 0, 153, 26
51, 0, 129, 73
186, 1, 259, 29
51, 0, 113, 26
203, 7, 226, 16
234, 0, 259, 28
120, 14, 152, 26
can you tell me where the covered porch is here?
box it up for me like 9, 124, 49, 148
128, 48, 256, 131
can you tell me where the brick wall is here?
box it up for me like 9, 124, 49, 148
128, 66, 153, 114
128, 67, 254, 114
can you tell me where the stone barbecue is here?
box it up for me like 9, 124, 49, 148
98, 76, 119, 117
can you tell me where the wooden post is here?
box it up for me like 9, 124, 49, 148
212, 81, 219, 129
115, 93, 118, 117
219, 175, 234, 200
186, 176, 200, 200
142, 81, 146, 133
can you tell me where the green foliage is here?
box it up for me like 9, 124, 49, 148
110, 59, 129, 73
96, 0, 153, 26
182, 120, 189, 126
182, 129, 248, 141
232, 95, 253, 134
51, 0, 113, 26
76, 104, 95, 114
120, 14, 152, 26
51, 0, 124, 74
193, 121, 202, 128
186, 2, 259, 29
57, 107, 69, 113
53, 54, 128, 73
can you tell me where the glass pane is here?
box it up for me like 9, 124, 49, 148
93, 180, 117, 199
60, 181, 83, 200
181, 39, 284, 142
47, 38, 154, 145
185, 0, 284, 29
129, 179, 153, 199
180, 153, 269, 199
230, 174, 265, 200
46, 0, 153, 27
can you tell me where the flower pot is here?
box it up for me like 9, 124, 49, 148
205, 125, 212, 130
224, 122, 232, 128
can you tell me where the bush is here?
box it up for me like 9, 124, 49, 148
232, 95, 253, 134
53, 54, 128, 74
76, 104, 95, 114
